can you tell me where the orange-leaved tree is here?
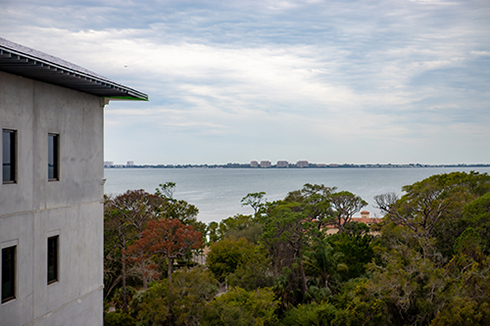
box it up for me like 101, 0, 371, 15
126, 218, 202, 287
109, 189, 166, 289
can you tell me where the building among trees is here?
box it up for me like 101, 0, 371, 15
0, 37, 147, 325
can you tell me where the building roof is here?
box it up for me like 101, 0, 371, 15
322, 217, 381, 229
0, 37, 148, 101
351, 217, 380, 225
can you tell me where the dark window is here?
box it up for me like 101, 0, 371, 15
2, 246, 16, 303
2, 130, 16, 183
47, 236, 59, 284
48, 134, 59, 180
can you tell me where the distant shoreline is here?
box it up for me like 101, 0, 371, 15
104, 163, 490, 169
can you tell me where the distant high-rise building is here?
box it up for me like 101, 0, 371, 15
104, 161, 114, 168
250, 161, 259, 168
127, 161, 135, 167
296, 160, 309, 168
277, 160, 289, 168
260, 160, 272, 168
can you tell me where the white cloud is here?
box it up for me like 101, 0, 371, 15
471, 50, 490, 56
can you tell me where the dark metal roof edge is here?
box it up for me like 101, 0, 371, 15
0, 38, 148, 101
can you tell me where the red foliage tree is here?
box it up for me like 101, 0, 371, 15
110, 189, 166, 289
126, 219, 202, 287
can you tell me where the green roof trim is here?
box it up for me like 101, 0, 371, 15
106, 95, 149, 101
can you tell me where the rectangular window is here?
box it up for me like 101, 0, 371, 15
48, 133, 59, 180
2, 130, 16, 183
2, 246, 16, 303
47, 236, 59, 284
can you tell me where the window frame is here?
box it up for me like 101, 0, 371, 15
2, 129, 17, 184
47, 235, 59, 285
48, 133, 59, 181
1, 246, 16, 304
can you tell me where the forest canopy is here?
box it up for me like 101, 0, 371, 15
103, 172, 490, 326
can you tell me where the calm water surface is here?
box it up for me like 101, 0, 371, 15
104, 167, 490, 224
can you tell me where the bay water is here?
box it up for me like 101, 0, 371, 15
104, 167, 490, 224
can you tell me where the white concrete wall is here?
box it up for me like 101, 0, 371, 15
0, 71, 104, 326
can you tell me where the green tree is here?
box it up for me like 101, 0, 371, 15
133, 267, 218, 326
104, 311, 136, 326
332, 297, 392, 326
430, 297, 490, 326
160, 199, 199, 225
329, 191, 367, 234
375, 171, 490, 256
228, 244, 273, 290
365, 242, 448, 325
282, 302, 338, 326
259, 184, 337, 306
303, 237, 344, 293
446, 227, 490, 307
453, 227, 483, 259
171, 267, 219, 325
206, 237, 257, 282
155, 181, 177, 200
202, 287, 279, 326
261, 201, 311, 297
241, 192, 267, 216
462, 192, 490, 254
322, 172, 490, 326
155, 181, 203, 239
216, 214, 263, 244
284, 183, 335, 230
207, 221, 220, 244
327, 232, 375, 282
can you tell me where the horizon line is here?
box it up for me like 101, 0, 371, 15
104, 162, 490, 167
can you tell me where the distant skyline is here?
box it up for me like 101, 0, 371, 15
2, 0, 489, 165
105, 160, 489, 168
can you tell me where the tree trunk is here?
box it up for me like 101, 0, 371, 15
167, 255, 173, 289
298, 252, 307, 295
104, 275, 122, 300
141, 260, 148, 289
138, 229, 148, 290
338, 216, 344, 234
121, 237, 128, 311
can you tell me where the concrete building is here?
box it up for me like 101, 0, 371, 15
277, 160, 289, 168
296, 160, 309, 168
260, 160, 272, 168
0, 37, 147, 325
250, 161, 259, 168
322, 212, 381, 235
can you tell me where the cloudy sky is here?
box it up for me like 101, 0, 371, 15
2, 0, 489, 165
